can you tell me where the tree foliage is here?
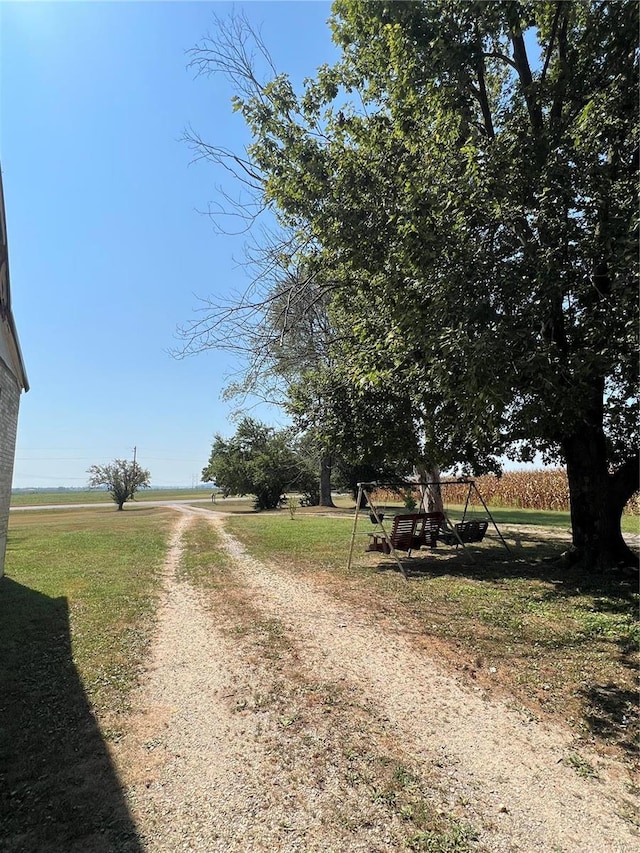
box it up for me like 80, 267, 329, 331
182, 12, 449, 500
190, 1, 638, 569
201, 417, 314, 510
87, 460, 151, 511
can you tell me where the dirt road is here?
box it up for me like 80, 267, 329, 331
113, 507, 638, 852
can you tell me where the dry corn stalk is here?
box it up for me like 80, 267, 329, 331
369, 471, 638, 516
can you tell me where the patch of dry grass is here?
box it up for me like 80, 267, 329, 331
223, 513, 639, 768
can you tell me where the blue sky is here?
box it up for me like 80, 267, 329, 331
1, 0, 336, 487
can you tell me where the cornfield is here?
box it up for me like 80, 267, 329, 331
443, 471, 570, 511
371, 470, 640, 516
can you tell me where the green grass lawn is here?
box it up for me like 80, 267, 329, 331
451, 504, 640, 535
4, 506, 173, 714
1, 506, 174, 851
10, 487, 214, 506
2, 500, 637, 849
12, 488, 639, 535
340, 499, 639, 535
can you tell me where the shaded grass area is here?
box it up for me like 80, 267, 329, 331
179, 517, 479, 852
456, 504, 639, 535
224, 513, 639, 767
1, 507, 172, 852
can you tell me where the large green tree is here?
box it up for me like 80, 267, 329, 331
218, 0, 638, 571
202, 417, 313, 510
184, 10, 449, 507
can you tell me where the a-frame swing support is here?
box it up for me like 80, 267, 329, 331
347, 479, 510, 577
462, 480, 512, 554
347, 482, 472, 578
348, 484, 409, 579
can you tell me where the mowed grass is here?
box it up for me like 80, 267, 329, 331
344, 499, 639, 535
10, 487, 214, 506
225, 511, 639, 769
4, 506, 172, 714
457, 504, 640, 535
1, 506, 173, 852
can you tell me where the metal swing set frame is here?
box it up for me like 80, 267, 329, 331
347, 478, 511, 579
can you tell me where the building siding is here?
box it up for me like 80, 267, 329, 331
0, 166, 28, 578
0, 354, 20, 577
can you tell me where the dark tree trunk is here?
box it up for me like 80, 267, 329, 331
563, 429, 638, 572
319, 453, 335, 507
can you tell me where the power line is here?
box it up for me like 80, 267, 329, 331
16, 456, 206, 464
12, 474, 88, 481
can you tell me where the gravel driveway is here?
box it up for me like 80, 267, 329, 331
112, 507, 638, 853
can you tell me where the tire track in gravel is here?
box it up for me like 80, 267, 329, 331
112, 512, 297, 851
181, 505, 638, 853
117, 511, 468, 852
115, 512, 373, 853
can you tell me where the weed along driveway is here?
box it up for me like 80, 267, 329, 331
110, 505, 638, 853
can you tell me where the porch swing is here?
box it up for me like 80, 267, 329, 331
438, 479, 489, 545
347, 478, 510, 579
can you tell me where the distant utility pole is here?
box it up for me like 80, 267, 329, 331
133, 446, 137, 468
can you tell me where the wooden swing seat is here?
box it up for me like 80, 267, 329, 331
412, 511, 445, 549
440, 519, 489, 545
367, 512, 444, 554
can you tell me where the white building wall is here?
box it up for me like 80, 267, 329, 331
0, 352, 20, 577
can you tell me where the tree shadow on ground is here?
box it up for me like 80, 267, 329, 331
579, 683, 639, 756
374, 539, 638, 603
0, 576, 142, 853
370, 543, 638, 756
